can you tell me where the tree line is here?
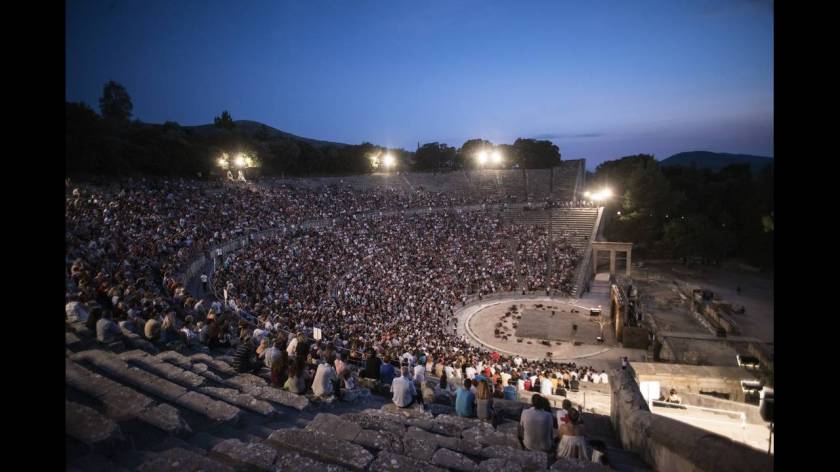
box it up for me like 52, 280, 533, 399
590, 154, 773, 270
67, 82, 562, 177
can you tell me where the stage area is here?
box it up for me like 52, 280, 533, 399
515, 308, 603, 343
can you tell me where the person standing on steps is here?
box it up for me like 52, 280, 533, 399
200, 273, 208, 293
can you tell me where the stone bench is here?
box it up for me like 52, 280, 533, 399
65, 399, 124, 448
119, 350, 206, 389
210, 438, 277, 471
135, 447, 234, 472
65, 358, 191, 435
72, 350, 241, 424
266, 428, 374, 471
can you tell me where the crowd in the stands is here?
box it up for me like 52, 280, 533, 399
66, 176, 605, 462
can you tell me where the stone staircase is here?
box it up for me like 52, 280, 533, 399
550, 208, 598, 252
67, 316, 648, 471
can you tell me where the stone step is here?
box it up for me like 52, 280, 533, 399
432, 448, 479, 472
197, 386, 277, 417
119, 350, 207, 389
66, 453, 131, 472
66, 399, 125, 448
65, 358, 192, 434
72, 350, 241, 424
118, 327, 160, 354
209, 438, 277, 471
273, 448, 350, 471
135, 447, 235, 472
370, 451, 446, 472
266, 428, 374, 471
189, 353, 237, 376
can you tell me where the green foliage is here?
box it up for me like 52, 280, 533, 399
99, 81, 133, 123
511, 138, 561, 168
595, 155, 773, 269
414, 142, 457, 170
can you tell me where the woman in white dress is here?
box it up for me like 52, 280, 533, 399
556, 408, 591, 461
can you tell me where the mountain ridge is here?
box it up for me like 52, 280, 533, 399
660, 151, 772, 172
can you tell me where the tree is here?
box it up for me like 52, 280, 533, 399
414, 142, 457, 171
457, 139, 494, 168
214, 110, 235, 130
511, 138, 561, 168
99, 81, 133, 123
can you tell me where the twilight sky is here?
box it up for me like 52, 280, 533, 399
66, 0, 773, 169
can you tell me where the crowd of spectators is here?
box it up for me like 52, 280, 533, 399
66, 177, 593, 404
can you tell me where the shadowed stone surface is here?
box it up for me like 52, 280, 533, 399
353, 429, 404, 454
462, 425, 522, 449
226, 373, 268, 389
245, 385, 310, 411
211, 438, 277, 471
138, 403, 192, 435
178, 391, 242, 423
496, 421, 521, 436
306, 413, 362, 442
480, 445, 549, 470
199, 387, 276, 416
273, 449, 349, 471
342, 412, 407, 435
66, 400, 124, 446
66, 453, 130, 472
431, 448, 478, 472
368, 451, 446, 472
428, 404, 456, 417
190, 353, 236, 375
433, 414, 480, 432
266, 429, 373, 470
549, 457, 613, 471
381, 402, 433, 419
121, 351, 206, 388
407, 418, 463, 437
480, 458, 525, 471
405, 438, 438, 462
135, 447, 234, 472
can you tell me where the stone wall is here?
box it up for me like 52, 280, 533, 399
622, 326, 650, 349
610, 367, 771, 472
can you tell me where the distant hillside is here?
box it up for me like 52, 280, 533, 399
660, 151, 772, 173
185, 120, 349, 148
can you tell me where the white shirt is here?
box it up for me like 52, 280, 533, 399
286, 337, 299, 356
600, 372, 609, 384
200, 274, 208, 283
514, 356, 523, 367
465, 366, 477, 379
413, 364, 426, 384
312, 363, 336, 397
591, 374, 601, 384
540, 377, 553, 396
391, 375, 416, 407
65, 301, 89, 323
517, 379, 526, 391
444, 365, 455, 379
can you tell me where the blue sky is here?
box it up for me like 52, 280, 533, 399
66, 0, 773, 169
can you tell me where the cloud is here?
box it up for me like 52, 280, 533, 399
532, 132, 605, 140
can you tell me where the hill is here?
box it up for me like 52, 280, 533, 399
660, 151, 772, 173
185, 120, 349, 148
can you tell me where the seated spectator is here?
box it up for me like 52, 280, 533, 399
66, 296, 90, 323
144, 317, 161, 343
341, 369, 364, 402
421, 379, 437, 405
557, 408, 590, 461
270, 348, 289, 388
540, 372, 554, 396
503, 379, 518, 400
96, 310, 122, 344
666, 389, 682, 404
232, 336, 261, 374
361, 349, 382, 380
455, 379, 476, 418
380, 355, 397, 386
435, 373, 456, 400
519, 394, 554, 452
312, 357, 338, 398
264, 337, 285, 370
391, 366, 417, 408
475, 380, 496, 424
284, 359, 308, 394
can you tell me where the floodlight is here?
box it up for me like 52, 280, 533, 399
383, 154, 395, 168
492, 150, 502, 164
477, 151, 488, 165
602, 188, 613, 198
235, 155, 246, 168
217, 158, 227, 167
583, 191, 591, 198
